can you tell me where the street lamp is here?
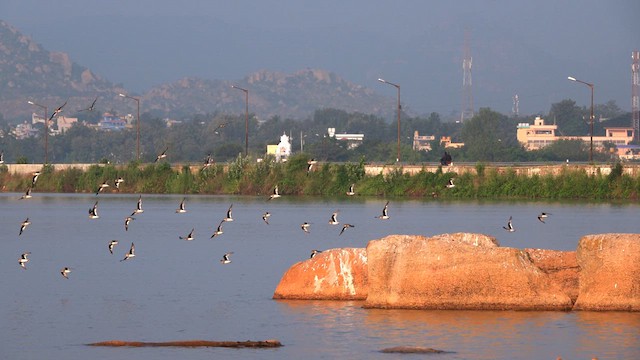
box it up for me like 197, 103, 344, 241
118, 93, 141, 161
377, 78, 401, 162
27, 100, 48, 164
231, 85, 249, 156
567, 76, 594, 162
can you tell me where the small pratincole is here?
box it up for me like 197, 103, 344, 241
175, 198, 187, 213
220, 252, 233, 264
108, 240, 119, 254
211, 220, 225, 238
262, 211, 271, 225
60, 267, 71, 279
131, 195, 144, 216
328, 211, 339, 225
268, 185, 281, 200
95, 181, 110, 195
121, 242, 135, 262
537, 212, 552, 223
114, 177, 124, 190
19, 187, 32, 200
503, 216, 515, 232
310, 249, 322, 259
180, 228, 195, 241
339, 223, 355, 236
31, 171, 40, 187
306, 158, 317, 174
155, 147, 168, 162
19, 252, 30, 269
301, 222, 311, 234
223, 204, 234, 222
124, 216, 135, 231
346, 184, 355, 196
376, 201, 390, 220
19, 218, 31, 236
446, 178, 456, 188
88, 201, 99, 219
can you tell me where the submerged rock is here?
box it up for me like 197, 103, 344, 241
273, 248, 367, 300
379, 346, 448, 354
573, 233, 640, 311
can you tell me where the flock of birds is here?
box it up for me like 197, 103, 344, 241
11, 156, 554, 278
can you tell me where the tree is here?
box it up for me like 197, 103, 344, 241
460, 108, 514, 161
548, 99, 587, 136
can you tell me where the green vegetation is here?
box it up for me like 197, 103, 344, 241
2, 158, 639, 201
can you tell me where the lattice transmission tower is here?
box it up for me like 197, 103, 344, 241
632, 50, 639, 141
461, 30, 474, 122
512, 94, 519, 117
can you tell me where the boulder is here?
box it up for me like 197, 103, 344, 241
364, 233, 573, 310
525, 248, 579, 304
273, 248, 367, 300
573, 233, 640, 311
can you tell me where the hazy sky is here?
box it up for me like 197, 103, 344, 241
2, 0, 638, 116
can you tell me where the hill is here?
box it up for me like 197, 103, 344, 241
0, 20, 395, 122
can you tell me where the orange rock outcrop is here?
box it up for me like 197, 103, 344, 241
273, 248, 367, 300
525, 248, 579, 303
573, 233, 640, 311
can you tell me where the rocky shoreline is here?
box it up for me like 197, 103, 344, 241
273, 233, 639, 311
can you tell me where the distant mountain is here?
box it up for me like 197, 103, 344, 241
0, 20, 395, 122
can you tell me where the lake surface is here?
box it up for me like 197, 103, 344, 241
1, 193, 639, 359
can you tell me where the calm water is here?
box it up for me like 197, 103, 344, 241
1, 193, 639, 360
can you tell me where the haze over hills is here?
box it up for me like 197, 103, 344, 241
0, 20, 395, 122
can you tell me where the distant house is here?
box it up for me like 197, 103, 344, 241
13, 122, 39, 139
413, 131, 435, 151
266, 133, 292, 162
54, 116, 77, 134
328, 128, 364, 149
99, 113, 127, 131
440, 136, 465, 149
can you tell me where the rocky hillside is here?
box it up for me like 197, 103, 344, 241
0, 20, 394, 122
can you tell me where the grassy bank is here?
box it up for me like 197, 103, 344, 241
1, 155, 639, 200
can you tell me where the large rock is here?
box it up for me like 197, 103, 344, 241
364, 233, 573, 310
525, 248, 579, 304
573, 233, 640, 311
273, 248, 367, 300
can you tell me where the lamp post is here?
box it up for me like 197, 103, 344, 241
118, 93, 141, 161
377, 78, 401, 162
567, 76, 594, 162
231, 85, 249, 156
27, 100, 48, 164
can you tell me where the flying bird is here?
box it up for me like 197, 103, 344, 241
202, 153, 214, 169
220, 252, 233, 264
0, 150, 4, 164
60, 267, 71, 279
121, 242, 135, 261
376, 201, 390, 220
19, 187, 32, 200
108, 240, 119, 254
79, 96, 98, 112
48, 99, 68, 121
223, 204, 234, 222
310, 249, 322, 259
306, 158, 317, 174
213, 121, 231, 134
503, 216, 515, 232
88, 201, 99, 219
328, 211, 340, 225
31, 171, 40, 187
155, 147, 168, 162
114, 177, 124, 190
176, 198, 187, 213
179, 228, 195, 241
19, 252, 30, 269
124, 216, 135, 231
19, 218, 31, 236
446, 178, 456, 188
260, 211, 271, 225
95, 181, 110, 195
537, 212, 552, 223
131, 195, 144, 216
346, 184, 355, 196
301, 222, 311, 234
339, 223, 355, 236
211, 220, 225, 238
268, 185, 281, 200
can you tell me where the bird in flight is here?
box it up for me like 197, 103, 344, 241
121, 243, 135, 262
220, 252, 233, 264
268, 185, 281, 200
213, 121, 231, 134
306, 158, 317, 174
79, 96, 98, 112
537, 212, 551, 223
339, 223, 355, 236
262, 211, 271, 225
301, 222, 311, 234
376, 201, 390, 220
328, 211, 340, 225
131, 195, 144, 216
503, 216, 515, 232
60, 267, 71, 279
310, 249, 322, 259
19, 218, 31, 236
446, 178, 456, 188
19, 252, 30, 269
31, 171, 41, 187
124, 216, 135, 231
223, 204, 234, 222
88, 201, 99, 219
49, 99, 68, 121
19, 187, 32, 200
0, 150, 4, 164
108, 240, 119, 254
211, 220, 225, 238
95, 180, 110, 195
202, 153, 214, 170
180, 228, 195, 241
155, 147, 168, 162
176, 198, 187, 213
346, 184, 355, 196
114, 177, 124, 190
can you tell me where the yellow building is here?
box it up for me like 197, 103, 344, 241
516, 116, 635, 151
